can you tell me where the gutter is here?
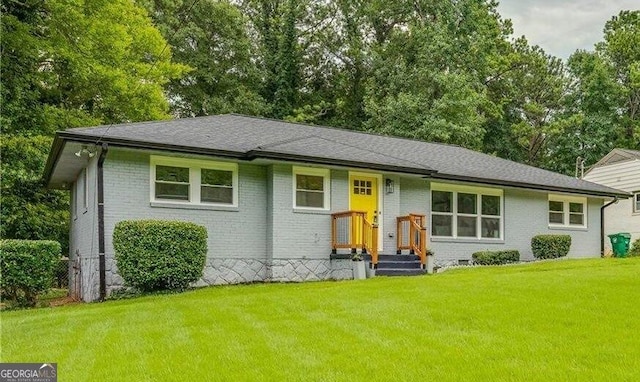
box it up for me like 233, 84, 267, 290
428, 173, 630, 199
97, 143, 108, 301
600, 197, 618, 257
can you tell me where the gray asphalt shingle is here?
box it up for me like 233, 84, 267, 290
57, 114, 627, 197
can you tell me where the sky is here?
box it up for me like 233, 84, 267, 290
496, 0, 639, 60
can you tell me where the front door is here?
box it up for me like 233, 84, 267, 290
350, 175, 380, 248
350, 175, 378, 223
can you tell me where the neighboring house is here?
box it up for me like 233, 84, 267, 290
44, 114, 628, 301
583, 148, 640, 254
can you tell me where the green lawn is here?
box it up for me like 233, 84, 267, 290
2, 258, 640, 381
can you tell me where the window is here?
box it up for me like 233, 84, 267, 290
353, 179, 372, 195
150, 156, 238, 207
293, 167, 330, 210
155, 165, 189, 201
634, 193, 640, 214
431, 184, 503, 240
548, 195, 587, 228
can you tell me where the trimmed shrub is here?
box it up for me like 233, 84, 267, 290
113, 220, 207, 292
0, 240, 61, 307
629, 238, 640, 257
531, 235, 571, 259
472, 250, 520, 265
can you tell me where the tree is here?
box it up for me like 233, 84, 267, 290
0, 0, 186, 250
502, 38, 566, 166
363, 0, 511, 150
141, 0, 267, 117
546, 10, 639, 174
598, 10, 640, 144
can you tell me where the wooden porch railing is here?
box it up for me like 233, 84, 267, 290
396, 214, 427, 267
331, 211, 379, 265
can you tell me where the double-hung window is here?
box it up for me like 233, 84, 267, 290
548, 195, 587, 228
151, 156, 238, 207
293, 167, 330, 210
634, 192, 640, 214
431, 184, 503, 240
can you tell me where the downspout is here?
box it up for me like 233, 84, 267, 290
97, 143, 109, 301
600, 197, 618, 257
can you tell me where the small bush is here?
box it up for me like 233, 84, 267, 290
531, 235, 571, 259
629, 238, 640, 257
472, 250, 520, 265
0, 240, 61, 307
113, 220, 207, 292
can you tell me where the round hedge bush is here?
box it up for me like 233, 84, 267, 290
531, 234, 571, 259
113, 220, 207, 292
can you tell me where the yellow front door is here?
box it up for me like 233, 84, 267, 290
350, 175, 379, 246
350, 175, 378, 222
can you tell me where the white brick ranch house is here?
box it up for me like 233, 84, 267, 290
43, 114, 629, 301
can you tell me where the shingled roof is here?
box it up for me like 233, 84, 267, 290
585, 148, 640, 173
45, 114, 629, 198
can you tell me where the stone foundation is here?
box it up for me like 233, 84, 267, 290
104, 257, 356, 299
197, 258, 268, 286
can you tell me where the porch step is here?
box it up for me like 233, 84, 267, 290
377, 254, 420, 261
375, 253, 425, 277
377, 260, 422, 269
376, 268, 427, 276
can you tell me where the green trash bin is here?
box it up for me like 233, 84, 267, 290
608, 233, 632, 257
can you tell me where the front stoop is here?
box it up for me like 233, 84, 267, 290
375, 254, 426, 276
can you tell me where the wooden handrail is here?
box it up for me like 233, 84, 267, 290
396, 214, 428, 267
331, 210, 378, 265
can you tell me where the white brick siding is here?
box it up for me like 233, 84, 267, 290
68, 147, 605, 300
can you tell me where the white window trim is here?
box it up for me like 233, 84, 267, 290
150, 155, 238, 208
548, 194, 587, 228
633, 192, 640, 214
293, 166, 330, 211
430, 183, 504, 240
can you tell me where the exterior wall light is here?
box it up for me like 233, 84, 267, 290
385, 178, 394, 194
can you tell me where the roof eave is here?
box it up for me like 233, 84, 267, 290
42, 133, 66, 186
428, 173, 631, 199
246, 150, 436, 176
45, 133, 437, 186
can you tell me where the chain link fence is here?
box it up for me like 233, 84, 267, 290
55, 257, 70, 289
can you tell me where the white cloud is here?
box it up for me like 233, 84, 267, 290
497, 0, 639, 59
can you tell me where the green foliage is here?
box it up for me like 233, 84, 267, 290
0, 0, 187, 250
0, 240, 61, 307
531, 235, 572, 259
629, 238, 640, 257
141, 0, 266, 117
548, 10, 639, 175
472, 250, 520, 265
113, 220, 207, 292
363, 0, 509, 150
0, 136, 70, 252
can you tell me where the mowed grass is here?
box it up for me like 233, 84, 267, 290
2, 258, 640, 381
